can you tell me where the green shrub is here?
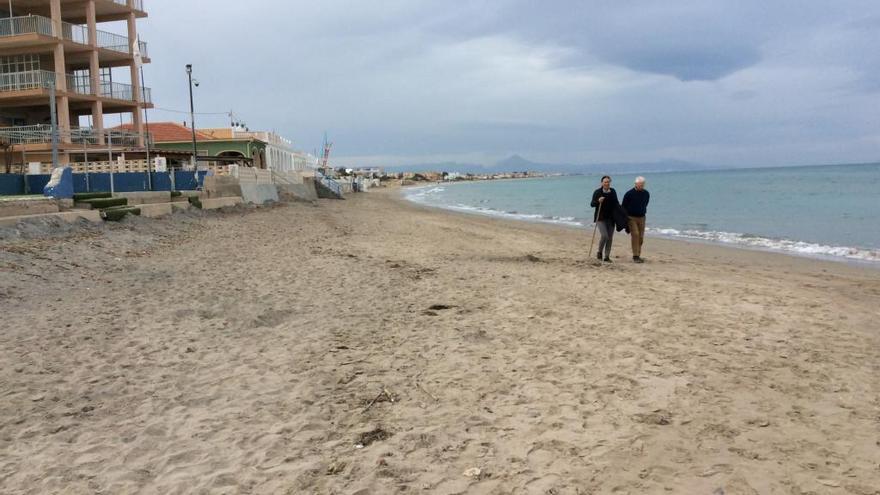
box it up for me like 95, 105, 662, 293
170, 190, 182, 197
188, 196, 203, 209
73, 192, 112, 201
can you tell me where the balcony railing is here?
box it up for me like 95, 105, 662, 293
0, 15, 147, 59
0, 69, 150, 103
61, 21, 89, 44
0, 70, 56, 92
0, 15, 54, 38
96, 29, 129, 53
0, 124, 150, 147
99, 80, 151, 103
110, 0, 145, 10
66, 73, 92, 95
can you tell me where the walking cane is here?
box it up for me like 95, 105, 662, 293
588, 200, 604, 262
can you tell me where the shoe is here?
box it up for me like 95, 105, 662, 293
603, 257, 612, 263
597, 251, 603, 260
633, 256, 644, 263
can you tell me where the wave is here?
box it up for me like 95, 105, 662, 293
648, 228, 879, 263
445, 203, 585, 227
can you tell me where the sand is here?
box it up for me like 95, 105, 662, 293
0, 191, 878, 494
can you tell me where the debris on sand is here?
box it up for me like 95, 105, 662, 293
356, 427, 392, 447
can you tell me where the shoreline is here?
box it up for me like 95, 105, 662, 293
397, 182, 880, 269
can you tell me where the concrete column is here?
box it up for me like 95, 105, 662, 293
86, 0, 104, 144
49, 0, 71, 143
127, 12, 144, 147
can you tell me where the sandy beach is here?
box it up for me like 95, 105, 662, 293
1, 191, 878, 494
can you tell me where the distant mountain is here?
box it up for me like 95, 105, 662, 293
495, 154, 538, 169
386, 155, 713, 175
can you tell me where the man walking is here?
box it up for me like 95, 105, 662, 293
622, 176, 650, 263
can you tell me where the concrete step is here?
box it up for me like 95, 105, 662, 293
200, 196, 242, 209
0, 197, 60, 216
0, 210, 102, 228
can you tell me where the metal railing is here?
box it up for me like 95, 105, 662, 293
66, 73, 92, 95
0, 70, 150, 101
0, 70, 56, 92
61, 20, 89, 44
0, 15, 147, 59
100, 80, 132, 100
96, 29, 130, 53
315, 170, 343, 197
99, 80, 151, 103
109, 0, 144, 10
0, 15, 54, 38
0, 124, 151, 147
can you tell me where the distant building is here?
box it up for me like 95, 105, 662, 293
119, 122, 317, 172
217, 128, 316, 172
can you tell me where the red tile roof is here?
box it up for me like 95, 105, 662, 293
115, 122, 215, 142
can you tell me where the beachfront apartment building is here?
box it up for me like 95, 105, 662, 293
0, 0, 151, 172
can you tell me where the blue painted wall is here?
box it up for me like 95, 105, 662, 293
0, 174, 24, 195
1, 171, 209, 195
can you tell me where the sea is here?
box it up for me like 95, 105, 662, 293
403, 163, 880, 264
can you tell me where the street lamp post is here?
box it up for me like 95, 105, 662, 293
185, 64, 197, 174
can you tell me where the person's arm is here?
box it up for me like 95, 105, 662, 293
621, 190, 632, 213
645, 190, 650, 208
590, 189, 601, 207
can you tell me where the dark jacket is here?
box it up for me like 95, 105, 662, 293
590, 187, 619, 222
612, 203, 630, 233
622, 188, 650, 217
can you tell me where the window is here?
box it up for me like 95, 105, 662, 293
0, 54, 39, 75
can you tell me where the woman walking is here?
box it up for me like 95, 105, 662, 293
590, 175, 620, 262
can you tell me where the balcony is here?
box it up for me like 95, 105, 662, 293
0, 15, 148, 60
0, 15, 54, 38
0, 69, 56, 92
95, 29, 148, 58
0, 124, 149, 147
110, 0, 145, 11
100, 80, 151, 103
0, 69, 150, 103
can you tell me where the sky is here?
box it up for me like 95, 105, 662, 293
136, 0, 880, 168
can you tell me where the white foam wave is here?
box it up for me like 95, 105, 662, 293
649, 227, 880, 262
404, 185, 446, 202
440, 203, 586, 227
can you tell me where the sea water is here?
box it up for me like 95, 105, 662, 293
404, 163, 880, 264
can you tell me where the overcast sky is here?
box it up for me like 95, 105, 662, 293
138, 0, 880, 167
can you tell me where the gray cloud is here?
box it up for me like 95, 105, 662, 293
136, 0, 880, 167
